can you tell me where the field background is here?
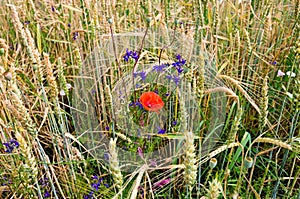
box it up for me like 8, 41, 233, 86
0, 0, 299, 198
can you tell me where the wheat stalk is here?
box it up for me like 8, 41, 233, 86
109, 138, 123, 190
254, 137, 292, 151
259, 75, 269, 130
183, 131, 197, 192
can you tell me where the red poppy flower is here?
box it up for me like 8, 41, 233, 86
139, 92, 164, 113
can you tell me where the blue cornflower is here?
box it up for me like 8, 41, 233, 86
172, 120, 177, 126
3, 139, 19, 153
135, 101, 144, 110
91, 182, 100, 191
153, 63, 168, 72
176, 66, 184, 74
44, 191, 50, 198
166, 75, 180, 86
139, 71, 147, 81
123, 49, 138, 62
134, 71, 147, 81
171, 54, 186, 74
157, 128, 166, 134
39, 176, 49, 187
132, 51, 139, 61
123, 49, 132, 62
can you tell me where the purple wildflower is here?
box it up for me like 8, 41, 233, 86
132, 51, 139, 61
104, 183, 109, 188
270, 61, 277, 65
3, 139, 19, 153
139, 71, 147, 81
51, 6, 55, 12
68, 23, 71, 28
44, 191, 50, 198
72, 32, 79, 40
105, 126, 110, 131
172, 120, 177, 126
91, 182, 100, 191
166, 75, 180, 86
176, 66, 184, 74
123, 49, 138, 62
157, 128, 166, 134
176, 54, 181, 60
123, 49, 132, 62
135, 101, 144, 110
134, 71, 147, 81
153, 63, 168, 72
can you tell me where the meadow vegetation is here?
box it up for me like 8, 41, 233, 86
0, 0, 299, 198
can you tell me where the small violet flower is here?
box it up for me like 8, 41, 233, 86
3, 139, 19, 153
135, 101, 144, 110
152, 63, 168, 72
72, 32, 79, 40
123, 49, 139, 62
134, 71, 147, 81
44, 191, 50, 198
166, 75, 180, 86
172, 120, 177, 126
172, 54, 186, 74
157, 128, 166, 134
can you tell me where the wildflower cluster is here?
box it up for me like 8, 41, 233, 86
84, 175, 105, 199
172, 54, 186, 74
2, 139, 19, 153
123, 48, 138, 62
